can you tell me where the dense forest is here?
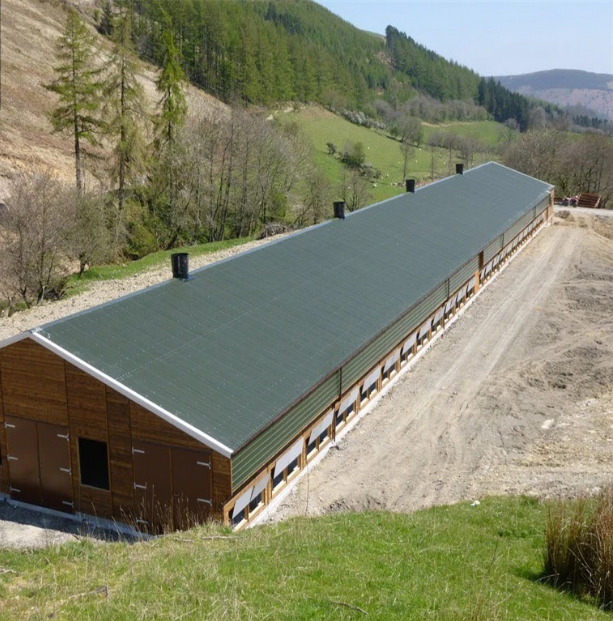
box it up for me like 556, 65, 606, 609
123, 0, 541, 127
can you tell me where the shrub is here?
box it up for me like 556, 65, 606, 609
544, 485, 613, 609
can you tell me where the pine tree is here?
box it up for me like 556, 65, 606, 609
155, 26, 187, 148
45, 9, 105, 194
99, 0, 114, 37
153, 24, 188, 248
104, 8, 148, 250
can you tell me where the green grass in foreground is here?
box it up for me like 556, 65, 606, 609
65, 237, 255, 297
0, 497, 607, 620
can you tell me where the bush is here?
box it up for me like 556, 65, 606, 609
544, 485, 613, 609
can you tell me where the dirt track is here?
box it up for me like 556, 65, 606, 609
273, 214, 613, 520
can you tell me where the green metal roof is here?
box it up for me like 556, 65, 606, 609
34, 163, 552, 452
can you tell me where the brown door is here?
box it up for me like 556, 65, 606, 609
38, 423, 73, 513
132, 441, 172, 533
171, 448, 212, 530
4, 417, 41, 505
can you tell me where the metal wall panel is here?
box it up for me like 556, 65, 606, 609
231, 371, 340, 490
535, 196, 549, 216
449, 256, 479, 294
503, 211, 533, 245
341, 282, 447, 392
483, 235, 503, 263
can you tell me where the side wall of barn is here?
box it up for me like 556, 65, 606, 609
226, 195, 552, 528
0, 340, 232, 530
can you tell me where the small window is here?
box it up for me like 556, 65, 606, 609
78, 438, 110, 490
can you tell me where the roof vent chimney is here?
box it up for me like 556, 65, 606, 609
456, 163, 464, 175
171, 252, 190, 280
333, 201, 346, 220
405, 178, 416, 193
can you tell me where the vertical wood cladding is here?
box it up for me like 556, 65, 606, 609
0, 338, 232, 526
106, 387, 134, 522
0, 339, 68, 425
0, 364, 8, 494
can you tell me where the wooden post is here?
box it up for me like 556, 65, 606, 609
474, 269, 480, 294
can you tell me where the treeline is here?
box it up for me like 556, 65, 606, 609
126, 0, 389, 108
384, 26, 479, 102
122, 0, 544, 131
504, 131, 613, 205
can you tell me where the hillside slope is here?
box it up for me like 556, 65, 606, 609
0, 0, 225, 201
495, 69, 613, 120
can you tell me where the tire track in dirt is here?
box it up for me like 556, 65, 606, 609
273, 223, 597, 520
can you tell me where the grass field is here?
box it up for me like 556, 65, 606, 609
283, 106, 503, 203
0, 496, 607, 620
422, 119, 508, 150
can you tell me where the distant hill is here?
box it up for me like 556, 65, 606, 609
495, 69, 613, 120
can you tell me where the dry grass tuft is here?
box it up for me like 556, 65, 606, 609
544, 485, 613, 609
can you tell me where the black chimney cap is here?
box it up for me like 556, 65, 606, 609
171, 252, 190, 280
333, 201, 346, 220
456, 163, 464, 175
405, 178, 416, 193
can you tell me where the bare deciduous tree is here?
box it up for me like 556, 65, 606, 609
0, 173, 72, 307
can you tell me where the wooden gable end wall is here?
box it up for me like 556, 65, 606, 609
0, 363, 7, 495
0, 339, 232, 524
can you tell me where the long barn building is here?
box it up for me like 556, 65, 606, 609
0, 162, 554, 532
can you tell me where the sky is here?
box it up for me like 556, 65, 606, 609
317, 1, 613, 77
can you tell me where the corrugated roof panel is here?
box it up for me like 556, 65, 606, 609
37, 163, 552, 450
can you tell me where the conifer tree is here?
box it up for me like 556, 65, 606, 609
104, 8, 148, 249
45, 9, 105, 194
155, 27, 187, 148
153, 24, 188, 247
99, 1, 114, 37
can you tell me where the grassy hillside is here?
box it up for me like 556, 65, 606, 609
283, 106, 501, 202
0, 497, 607, 620
0, 0, 225, 200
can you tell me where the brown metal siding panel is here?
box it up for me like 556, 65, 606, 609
4, 416, 40, 505
132, 441, 172, 533
171, 447, 212, 530
38, 422, 73, 513
0, 339, 68, 425
106, 387, 135, 522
